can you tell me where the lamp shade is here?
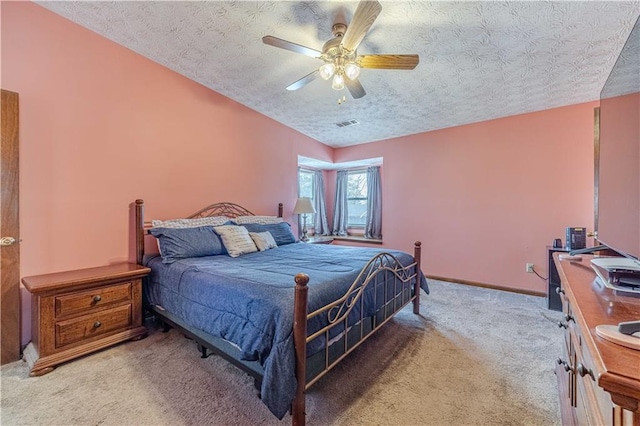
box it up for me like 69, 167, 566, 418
293, 197, 316, 215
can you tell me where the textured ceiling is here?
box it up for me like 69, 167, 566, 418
38, 1, 640, 148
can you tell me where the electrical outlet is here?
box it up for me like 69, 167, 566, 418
526, 263, 534, 273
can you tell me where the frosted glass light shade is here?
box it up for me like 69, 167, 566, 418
293, 197, 316, 214
344, 63, 360, 80
319, 63, 336, 80
332, 74, 345, 90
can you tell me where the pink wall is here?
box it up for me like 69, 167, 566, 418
334, 103, 597, 293
2, 2, 332, 344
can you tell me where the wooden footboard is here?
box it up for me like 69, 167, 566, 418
134, 199, 423, 426
291, 245, 422, 425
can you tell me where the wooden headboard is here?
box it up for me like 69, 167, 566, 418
134, 199, 284, 264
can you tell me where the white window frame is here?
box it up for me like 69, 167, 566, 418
346, 169, 368, 229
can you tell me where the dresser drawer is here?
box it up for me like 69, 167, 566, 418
55, 282, 132, 318
55, 304, 132, 348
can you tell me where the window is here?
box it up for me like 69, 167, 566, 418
298, 169, 314, 199
347, 170, 367, 227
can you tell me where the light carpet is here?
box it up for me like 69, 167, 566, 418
0, 279, 563, 425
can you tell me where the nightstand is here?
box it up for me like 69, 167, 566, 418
22, 263, 149, 376
304, 236, 334, 244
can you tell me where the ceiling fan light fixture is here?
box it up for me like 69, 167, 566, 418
319, 63, 336, 80
344, 62, 360, 80
263, 0, 419, 99
332, 73, 345, 90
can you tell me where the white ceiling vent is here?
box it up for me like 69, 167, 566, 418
335, 119, 360, 128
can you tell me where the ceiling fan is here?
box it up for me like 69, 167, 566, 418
262, 0, 419, 99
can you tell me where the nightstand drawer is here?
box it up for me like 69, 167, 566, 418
55, 282, 132, 318
55, 304, 132, 348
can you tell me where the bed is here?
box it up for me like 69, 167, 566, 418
134, 199, 429, 425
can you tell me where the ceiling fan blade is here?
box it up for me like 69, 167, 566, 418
341, 0, 382, 52
262, 35, 321, 58
358, 54, 420, 70
345, 78, 366, 99
286, 70, 321, 91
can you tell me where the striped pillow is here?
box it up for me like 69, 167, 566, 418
152, 216, 230, 229
233, 215, 284, 225
214, 225, 258, 257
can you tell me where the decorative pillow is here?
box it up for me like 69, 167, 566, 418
151, 216, 230, 229
249, 231, 277, 252
242, 222, 296, 246
233, 215, 284, 225
149, 226, 226, 264
214, 225, 258, 258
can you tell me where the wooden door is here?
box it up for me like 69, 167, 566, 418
1, 89, 21, 364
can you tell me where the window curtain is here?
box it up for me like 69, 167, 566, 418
312, 170, 330, 235
297, 167, 303, 238
332, 170, 349, 236
365, 166, 382, 239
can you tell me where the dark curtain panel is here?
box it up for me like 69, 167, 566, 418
365, 166, 382, 239
332, 170, 349, 236
313, 170, 330, 235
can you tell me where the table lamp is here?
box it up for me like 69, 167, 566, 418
293, 197, 316, 241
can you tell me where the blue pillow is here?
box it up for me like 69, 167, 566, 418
241, 222, 297, 246
149, 226, 226, 264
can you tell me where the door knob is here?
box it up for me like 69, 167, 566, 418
0, 237, 16, 246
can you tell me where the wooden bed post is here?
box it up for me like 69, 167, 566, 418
413, 241, 422, 314
278, 203, 283, 218
135, 199, 145, 265
292, 273, 309, 426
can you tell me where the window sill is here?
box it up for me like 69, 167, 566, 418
332, 236, 383, 245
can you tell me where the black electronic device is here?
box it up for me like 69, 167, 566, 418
547, 246, 570, 311
553, 238, 563, 248
566, 227, 586, 251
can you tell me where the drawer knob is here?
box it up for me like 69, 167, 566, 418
564, 314, 574, 322
576, 363, 595, 380
556, 287, 565, 295
93, 321, 102, 329
558, 321, 568, 329
93, 295, 102, 303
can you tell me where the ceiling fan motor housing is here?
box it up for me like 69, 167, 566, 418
332, 23, 347, 37
322, 24, 357, 65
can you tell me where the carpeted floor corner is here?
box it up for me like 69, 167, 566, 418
1, 279, 563, 425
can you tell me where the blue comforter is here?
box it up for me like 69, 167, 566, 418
145, 242, 429, 419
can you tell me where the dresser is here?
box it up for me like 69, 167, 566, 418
554, 253, 640, 425
22, 263, 149, 376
